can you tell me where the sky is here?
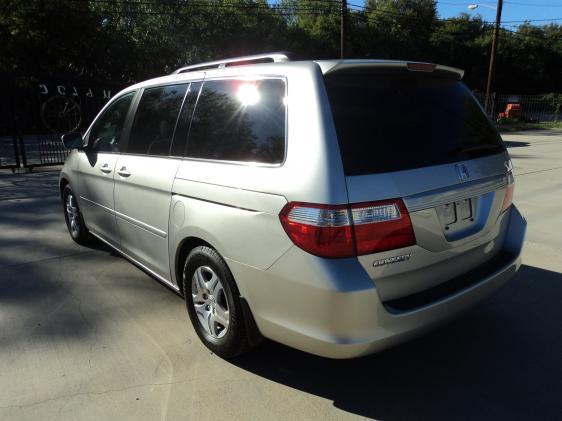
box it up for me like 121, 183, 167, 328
266, 1, 562, 29
432, 0, 562, 28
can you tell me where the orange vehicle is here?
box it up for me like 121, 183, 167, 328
499, 103, 521, 119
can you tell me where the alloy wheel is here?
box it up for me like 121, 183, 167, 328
191, 266, 230, 339
66, 193, 80, 236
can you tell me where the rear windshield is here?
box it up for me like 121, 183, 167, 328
324, 70, 505, 176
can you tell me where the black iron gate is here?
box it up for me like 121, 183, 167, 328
0, 136, 20, 171
0, 74, 123, 171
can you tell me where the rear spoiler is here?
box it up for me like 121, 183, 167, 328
317, 60, 464, 80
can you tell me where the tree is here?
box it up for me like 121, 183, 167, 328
280, 0, 341, 58
429, 14, 492, 89
363, 0, 438, 59
0, 0, 559, 93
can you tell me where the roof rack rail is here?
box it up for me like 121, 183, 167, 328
172, 52, 290, 74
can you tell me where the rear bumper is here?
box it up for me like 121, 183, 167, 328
229, 206, 526, 359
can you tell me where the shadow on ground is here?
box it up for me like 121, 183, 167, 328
234, 265, 562, 420
0, 241, 176, 347
503, 140, 531, 148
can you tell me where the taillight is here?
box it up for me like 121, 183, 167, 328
501, 170, 515, 213
279, 199, 416, 258
279, 203, 355, 258
351, 200, 416, 255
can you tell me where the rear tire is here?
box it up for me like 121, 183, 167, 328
183, 246, 256, 358
62, 185, 91, 245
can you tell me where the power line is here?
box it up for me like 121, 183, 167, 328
10, 0, 561, 25
501, 18, 562, 23
349, 8, 561, 41
9, 0, 562, 33
505, 1, 562, 7
9, 2, 337, 16
499, 25, 561, 41
434, 0, 562, 5
75, 0, 342, 9
348, 1, 562, 24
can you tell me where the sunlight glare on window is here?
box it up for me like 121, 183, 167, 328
237, 83, 260, 106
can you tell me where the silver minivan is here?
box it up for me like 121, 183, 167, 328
60, 53, 526, 359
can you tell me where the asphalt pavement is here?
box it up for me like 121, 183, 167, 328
1, 130, 561, 421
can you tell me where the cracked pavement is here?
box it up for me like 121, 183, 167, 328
1, 130, 562, 421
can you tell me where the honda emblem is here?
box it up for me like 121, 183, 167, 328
455, 163, 470, 181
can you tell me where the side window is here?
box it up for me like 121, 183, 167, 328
127, 84, 188, 156
89, 92, 134, 152
186, 78, 286, 164
170, 82, 202, 157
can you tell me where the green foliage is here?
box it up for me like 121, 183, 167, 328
363, 0, 437, 59
541, 93, 562, 115
280, 0, 341, 57
0, 0, 560, 93
496, 117, 562, 132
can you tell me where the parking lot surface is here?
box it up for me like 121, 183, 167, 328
1, 130, 561, 421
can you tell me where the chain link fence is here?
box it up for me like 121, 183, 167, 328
474, 93, 561, 124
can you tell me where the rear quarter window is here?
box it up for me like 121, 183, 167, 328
324, 70, 505, 176
186, 78, 286, 164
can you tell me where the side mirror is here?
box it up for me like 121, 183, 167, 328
61, 132, 84, 150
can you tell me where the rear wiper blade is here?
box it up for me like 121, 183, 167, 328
450, 144, 504, 156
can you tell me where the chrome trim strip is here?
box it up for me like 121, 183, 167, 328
89, 231, 180, 293
79, 196, 167, 238
79, 196, 115, 215
404, 174, 507, 212
114, 211, 167, 239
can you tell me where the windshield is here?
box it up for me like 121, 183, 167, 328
324, 70, 505, 176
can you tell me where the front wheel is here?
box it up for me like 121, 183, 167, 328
183, 246, 256, 358
62, 185, 91, 245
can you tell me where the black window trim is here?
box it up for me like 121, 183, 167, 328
170, 81, 203, 158
181, 75, 289, 168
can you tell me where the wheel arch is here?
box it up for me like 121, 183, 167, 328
175, 235, 264, 347
59, 177, 70, 196
175, 236, 214, 297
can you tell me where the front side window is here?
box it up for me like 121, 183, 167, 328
89, 92, 134, 152
186, 78, 286, 164
127, 84, 188, 156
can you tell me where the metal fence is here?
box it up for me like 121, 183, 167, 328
0, 136, 20, 170
475, 93, 561, 123
0, 74, 122, 171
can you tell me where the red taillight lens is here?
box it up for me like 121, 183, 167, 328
279, 199, 416, 258
351, 200, 416, 255
279, 203, 355, 258
501, 171, 515, 213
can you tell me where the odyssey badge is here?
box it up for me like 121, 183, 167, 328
373, 253, 411, 268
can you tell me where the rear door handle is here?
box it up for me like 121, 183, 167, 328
100, 163, 112, 174
117, 166, 131, 177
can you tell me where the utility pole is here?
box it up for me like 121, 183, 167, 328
485, 0, 503, 115
340, 0, 347, 59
